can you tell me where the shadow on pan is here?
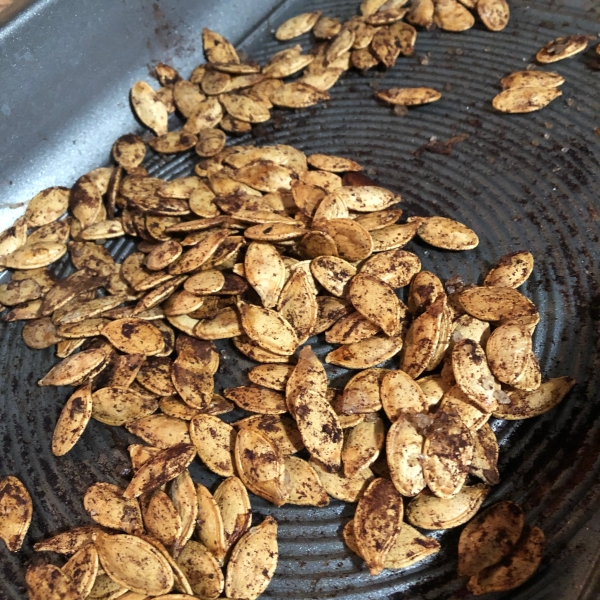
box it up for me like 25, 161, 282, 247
1, 0, 600, 598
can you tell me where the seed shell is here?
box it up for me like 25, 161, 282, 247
83, 482, 143, 533
38, 348, 107, 386
52, 383, 93, 456
536, 35, 591, 63
26, 563, 80, 600
131, 81, 169, 135
214, 476, 252, 555
326, 334, 404, 369
284, 456, 329, 507
493, 87, 562, 113
62, 543, 99, 598
176, 539, 224, 598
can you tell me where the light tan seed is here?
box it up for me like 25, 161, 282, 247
33, 525, 100, 555
275, 11, 321, 40
270, 82, 330, 108
381, 370, 429, 421
325, 311, 380, 345
3, 241, 67, 270
62, 543, 99, 598
406, 484, 490, 529
83, 482, 142, 533
171, 470, 198, 557
486, 323, 531, 385
407, 0, 434, 27
536, 35, 592, 63
95, 532, 174, 596
26, 563, 80, 600
484, 251, 534, 288
458, 500, 524, 577
127, 415, 191, 449
459, 286, 538, 322
27, 219, 70, 245
224, 386, 287, 414
349, 273, 405, 336
25, 187, 70, 227
361, 249, 420, 288
189, 414, 236, 477
130, 81, 168, 135
142, 490, 182, 548
313, 218, 373, 261
235, 414, 304, 456
220, 93, 270, 123
501, 70, 564, 90
355, 208, 403, 232
225, 516, 278, 600
244, 241, 285, 308
285, 345, 328, 414
277, 268, 317, 343
183, 97, 224, 133
214, 476, 252, 554
477, 0, 509, 31
195, 483, 227, 563
0, 476, 33, 552
248, 364, 293, 391
310, 255, 356, 297
342, 415, 384, 478
113, 134, 146, 171
493, 87, 562, 113
52, 384, 93, 456
38, 348, 107, 386
452, 338, 499, 412
438, 385, 490, 430
169, 229, 230, 274
235, 426, 287, 505
417, 216, 478, 250
202, 28, 240, 64
326, 335, 404, 369
284, 456, 329, 507
0, 278, 42, 306
102, 318, 164, 355
433, 0, 475, 31
371, 222, 420, 251
22, 317, 63, 349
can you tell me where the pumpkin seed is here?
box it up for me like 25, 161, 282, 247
401, 294, 446, 378
458, 500, 524, 576
438, 385, 490, 430
493, 86, 562, 113
470, 423, 500, 484
26, 563, 80, 600
183, 97, 223, 133
270, 81, 330, 108
214, 476, 252, 555
25, 187, 70, 227
501, 70, 564, 90
354, 478, 404, 575
325, 311, 380, 345
3, 241, 67, 270
235, 414, 304, 456
33, 526, 100, 555
83, 482, 143, 533
536, 35, 592, 63
484, 250, 534, 288
313, 218, 373, 261
468, 526, 545, 595
0, 476, 33, 552
103, 318, 164, 355
342, 414, 384, 477
27, 219, 71, 245
433, 0, 475, 31
486, 322, 531, 385
247, 364, 293, 391
171, 470, 198, 557
195, 483, 227, 563
494, 376, 575, 419
141, 489, 182, 547
126, 414, 191, 448
277, 268, 317, 343
22, 317, 63, 349
124, 443, 196, 500
0, 278, 42, 306
0, 217, 27, 268
417, 216, 478, 250
130, 81, 169, 135
95, 532, 174, 596
233, 334, 291, 363
38, 348, 107, 386
235, 426, 287, 505
284, 456, 329, 506
62, 543, 99, 598
327, 334, 404, 368
371, 222, 420, 251
381, 369, 429, 421
423, 410, 474, 498
477, 0, 509, 31
113, 134, 146, 171
275, 11, 321, 40
243, 241, 285, 308
189, 414, 236, 477
52, 383, 93, 456
285, 345, 328, 413
376, 87, 441, 106
459, 285, 538, 322
225, 516, 278, 600
202, 28, 240, 64
221, 93, 271, 123
194, 306, 243, 339
406, 484, 489, 529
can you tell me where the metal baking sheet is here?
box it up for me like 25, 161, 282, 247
1, 0, 600, 598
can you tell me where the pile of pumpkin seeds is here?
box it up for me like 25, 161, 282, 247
0, 1, 585, 598
0, 138, 576, 597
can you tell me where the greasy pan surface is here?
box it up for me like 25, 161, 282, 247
1, 0, 600, 598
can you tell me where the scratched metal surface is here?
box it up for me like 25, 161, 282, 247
1, 0, 600, 598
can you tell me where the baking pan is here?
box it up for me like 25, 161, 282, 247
1, 0, 600, 598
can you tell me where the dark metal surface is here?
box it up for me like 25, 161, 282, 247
2, 0, 600, 598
